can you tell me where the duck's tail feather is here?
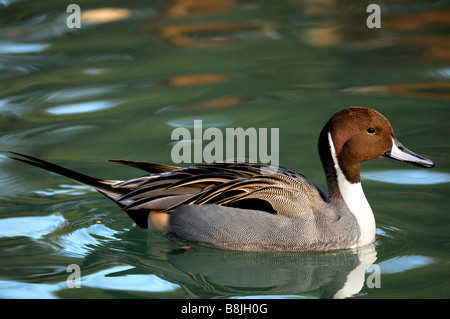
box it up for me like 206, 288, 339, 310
8, 152, 126, 198
9, 152, 154, 229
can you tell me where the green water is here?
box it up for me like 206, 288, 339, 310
0, 1, 449, 299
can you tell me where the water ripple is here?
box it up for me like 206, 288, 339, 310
81, 265, 180, 292
362, 169, 450, 185
0, 42, 50, 54
32, 184, 92, 196
378, 255, 434, 274
55, 224, 120, 257
168, 116, 232, 128
0, 214, 66, 239
46, 100, 121, 115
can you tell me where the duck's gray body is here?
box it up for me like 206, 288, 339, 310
171, 202, 359, 251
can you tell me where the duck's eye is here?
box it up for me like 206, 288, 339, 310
367, 127, 376, 134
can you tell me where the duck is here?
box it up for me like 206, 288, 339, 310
9, 107, 435, 252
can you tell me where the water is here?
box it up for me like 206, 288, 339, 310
0, 1, 449, 299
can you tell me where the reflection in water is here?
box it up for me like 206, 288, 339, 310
383, 9, 450, 31
301, 1, 450, 60
0, 124, 97, 147
160, 74, 232, 87
80, 265, 180, 292
145, 0, 276, 46
43, 86, 123, 104
179, 96, 243, 111
153, 21, 276, 47
81, 68, 107, 75
300, 1, 450, 101
0, 214, 66, 239
167, 115, 232, 128
0, 43, 50, 54
81, 8, 132, 24
158, 96, 244, 113
0, 279, 60, 299
55, 224, 123, 257
162, 0, 238, 18
32, 184, 92, 196
142, 0, 278, 115
341, 82, 450, 101
46, 100, 121, 115
92, 232, 378, 299
155, 74, 247, 112
6, 222, 378, 298
362, 169, 450, 185
140, 0, 279, 115
378, 255, 434, 274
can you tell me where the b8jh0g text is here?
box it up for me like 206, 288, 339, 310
181, 302, 268, 316
225, 303, 268, 315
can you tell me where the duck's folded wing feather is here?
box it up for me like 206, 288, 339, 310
8, 153, 324, 221
121, 171, 322, 218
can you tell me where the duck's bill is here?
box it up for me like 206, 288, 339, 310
384, 137, 435, 168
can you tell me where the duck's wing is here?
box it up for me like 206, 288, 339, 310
9, 153, 325, 228
113, 163, 325, 219
109, 161, 268, 189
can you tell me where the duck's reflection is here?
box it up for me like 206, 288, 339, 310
85, 228, 377, 299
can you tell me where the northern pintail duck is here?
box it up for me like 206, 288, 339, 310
10, 107, 434, 252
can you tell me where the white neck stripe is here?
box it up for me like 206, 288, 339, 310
327, 132, 375, 247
